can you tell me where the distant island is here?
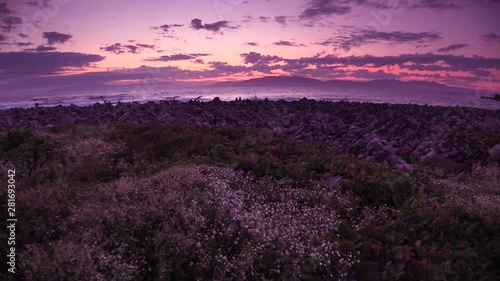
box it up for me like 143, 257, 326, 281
211, 76, 472, 93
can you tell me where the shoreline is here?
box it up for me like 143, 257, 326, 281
2, 87, 499, 111
1, 99, 499, 169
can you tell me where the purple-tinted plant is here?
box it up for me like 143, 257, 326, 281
250, 155, 259, 165
17, 166, 373, 280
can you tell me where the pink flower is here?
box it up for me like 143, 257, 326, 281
428, 203, 437, 209
273, 157, 280, 163
268, 145, 280, 152
250, 156, 259, 165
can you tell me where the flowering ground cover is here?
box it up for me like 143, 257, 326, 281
0, 122, 498, 280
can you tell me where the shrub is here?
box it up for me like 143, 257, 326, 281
4, 123, 497, 280
0, 129, 58, 185
475, 130, 500, 147
18, 166, 367, 280
55, 137, 126, 182
400, 166, 500, 280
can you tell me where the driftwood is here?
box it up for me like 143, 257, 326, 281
100, 96, 112, 105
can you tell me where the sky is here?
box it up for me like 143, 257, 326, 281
0, 0, 500, 93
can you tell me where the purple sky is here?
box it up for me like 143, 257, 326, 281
1, 0, 500, 92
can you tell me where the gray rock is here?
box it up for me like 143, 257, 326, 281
118, 113, 130, 122
328, 176, 345, 187
366, 138, 383, 153
421, 152, 470, 173
480, 117, 500, 131
61, 116, 74, 125
158, 113, 173, 122
434, 121, 451, 133
273, 127, 286, 135
488, 144, 500, 162
448, 150, 459, 157
387, 155, 405, 166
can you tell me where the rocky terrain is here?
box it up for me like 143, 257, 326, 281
1, 98, 499, 171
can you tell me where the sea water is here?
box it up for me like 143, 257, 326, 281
1, 86, 499, 110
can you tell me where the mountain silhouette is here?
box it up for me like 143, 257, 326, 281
211, 76, 471, 93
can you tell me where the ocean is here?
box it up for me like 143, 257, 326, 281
1, 86, 499, 110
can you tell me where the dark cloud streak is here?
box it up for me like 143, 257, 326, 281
437, 44, 467, 53
151, 24, 183, 33
273, 40, 305, 47
0, 3, 11, 16
300, 0, 351, 19
291, 53, 500, 72
150, 24, 183, 38
481, 33, 500, 43
2, 52, 499, 89
35, 45, 57, 52
274, 16, 287, 26
0, 51, 104, 77
100, 42, 156, 54
190, 18, 237, 33
319, 27, 442, 51
412, 0, 461, 10
146, 53, 210, 62
241, 52, 282, 64
43, 31, 72, 45
1, 16, 22, 32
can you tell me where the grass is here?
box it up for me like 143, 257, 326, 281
0, 122, 498, 280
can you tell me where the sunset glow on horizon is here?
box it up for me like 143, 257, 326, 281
1, 0, 500, 92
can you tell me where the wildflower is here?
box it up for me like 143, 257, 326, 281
250, 156, 259, 165
394, 251, 404, 261
268, 145, 280, 152
273, 156, 280, 163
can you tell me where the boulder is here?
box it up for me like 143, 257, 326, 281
158, 113, 173, 122
480, 117, 500, 131
386, 154, 405, 167
366, 137, 384, 154
488, 144, 500, 162
421, 152, 471, 173
433, 120, 452, 134
327, 176, 345, 187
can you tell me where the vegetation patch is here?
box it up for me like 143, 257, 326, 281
0, 123, 498, 280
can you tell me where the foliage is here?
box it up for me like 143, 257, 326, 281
0, 123, 498, 280
474, 130, 500, 147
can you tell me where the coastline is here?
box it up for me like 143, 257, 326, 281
2, 99, 500, 280
1, 99, 499, 169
